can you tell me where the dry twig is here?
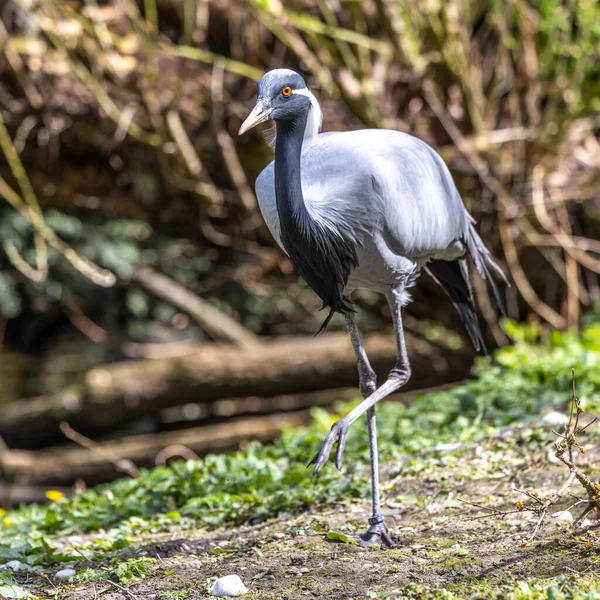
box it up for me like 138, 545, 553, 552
461, 370, 599, 546
59, 421, 140, 479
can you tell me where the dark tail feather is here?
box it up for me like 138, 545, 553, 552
465, 220, 509, 315
427, 259, 487, 353
314, 295, 354, 336
315, 306, 337, 336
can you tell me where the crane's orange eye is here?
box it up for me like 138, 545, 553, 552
281, 86, 292, 97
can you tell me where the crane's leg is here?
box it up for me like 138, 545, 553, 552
344, 313, 377, 398
343, 314, 390, 545
309, 287, 411, 508
362, 405, 393, 546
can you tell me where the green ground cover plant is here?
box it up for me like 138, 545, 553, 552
0, 319, 599, 598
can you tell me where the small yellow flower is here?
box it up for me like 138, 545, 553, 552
2, 516, 13, 527
0, 508, 5, 517
592, 496, 597, 501
519, 541, 527, 548
515, 501, 524, 511
583, 541, 593, 550
45, 490, 65, 502
580, 447, 587, 454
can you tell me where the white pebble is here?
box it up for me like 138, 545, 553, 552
551, 510, 573, 523
0, 560, 22, 571
436, 442, 463, 452
55, 568, 77, 579
210, 574, 248, 597
543, 411, 568, 426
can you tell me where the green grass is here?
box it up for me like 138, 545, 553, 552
0, 320, 599, 574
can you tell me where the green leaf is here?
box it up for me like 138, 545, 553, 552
0, 574, 31, 599
0, 586, 31, 599
326, 531, 358, 545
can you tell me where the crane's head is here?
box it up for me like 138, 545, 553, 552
238, 69, 319, 136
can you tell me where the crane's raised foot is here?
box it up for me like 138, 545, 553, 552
359, 515, 393, 548
308, 419, 349, 474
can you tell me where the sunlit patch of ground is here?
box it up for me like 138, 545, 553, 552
32, 436, 600, 599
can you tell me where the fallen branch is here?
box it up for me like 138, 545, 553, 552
0, 332, 468, 448
1, 380, 460, 486
133, 267, 260, 348
59, 422, 140, 479
2, 410, 310, 485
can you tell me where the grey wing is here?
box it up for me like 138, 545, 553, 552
256, 129, 471, 261
256, 128, 507, 331
299, 130, 470, 259
373, 132, 469, 258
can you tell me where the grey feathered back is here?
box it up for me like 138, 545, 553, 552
257, 129, 469, 257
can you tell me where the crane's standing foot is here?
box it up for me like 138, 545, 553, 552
360, 515, 393, 547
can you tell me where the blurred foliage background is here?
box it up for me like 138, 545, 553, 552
0, 0, 599, 401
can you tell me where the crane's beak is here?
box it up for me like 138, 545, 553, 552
238, 101, 272, 135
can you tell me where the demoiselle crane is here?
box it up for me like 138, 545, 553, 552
238, 69, 508, 546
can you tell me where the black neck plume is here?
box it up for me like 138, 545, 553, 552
274, 113, 358, 333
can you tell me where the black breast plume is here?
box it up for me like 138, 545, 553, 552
280, 220, 358, 333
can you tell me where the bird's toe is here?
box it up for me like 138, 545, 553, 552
334, 428, 348, 471
308, 451, 325, 474
360, 518, 393, 548
308, 420, 349, 475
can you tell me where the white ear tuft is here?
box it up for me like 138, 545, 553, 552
293, 88, 322, 148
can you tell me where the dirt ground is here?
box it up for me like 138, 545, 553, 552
32, 436, 599, 600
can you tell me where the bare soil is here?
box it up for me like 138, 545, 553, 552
36, 437, 599, 600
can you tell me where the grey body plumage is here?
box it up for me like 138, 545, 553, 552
256, 127, 506, 334
239, 69, 508, 546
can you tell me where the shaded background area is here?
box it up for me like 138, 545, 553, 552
0, 0, 599, 500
